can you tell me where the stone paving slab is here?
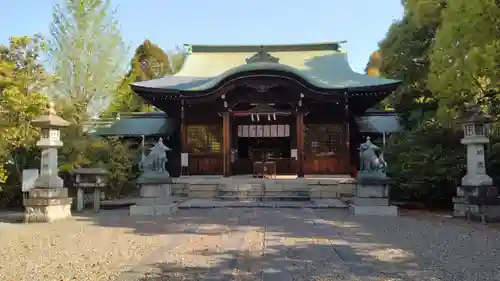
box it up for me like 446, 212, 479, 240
104, 207, 500, 280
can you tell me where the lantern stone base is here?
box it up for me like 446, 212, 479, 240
129, 183, 179, 216
453, 185, 500, 222
23, 188, 72, 223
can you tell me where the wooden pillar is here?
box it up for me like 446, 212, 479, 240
296, 111, 305, 177
164, 103, 182, 177
180, 102, 188, 175
222, 111, 231, 177
344, 95, 352, 174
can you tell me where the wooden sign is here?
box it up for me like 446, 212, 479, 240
242, 125, 248, 137
181, 153, 189, 167
249, 125, 257, 137
237, 124, 291, 138
263, 125, 270, 137
256, 125, 263, 137
270, 125, 278, 137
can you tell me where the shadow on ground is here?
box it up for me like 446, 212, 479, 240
72, 207, 500, 280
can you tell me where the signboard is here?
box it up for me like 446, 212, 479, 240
181, 153, 189, 167
22, 169, 39, 192
237, 124, 290, 138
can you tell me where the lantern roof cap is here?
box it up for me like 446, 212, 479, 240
32, 102, 70, 128
461, 104, 492, 124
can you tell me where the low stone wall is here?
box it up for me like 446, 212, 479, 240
170, 177, 356, 200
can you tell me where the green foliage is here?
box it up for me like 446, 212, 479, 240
0, 35, 49, 197
377, 3, 442, 128
429, 0, 500, 114
45, 0, 139, 199
0, 2, 143, 208
48, 0, 128, 117
103, 72, 156, 116
385, 119, 465, 206
130, 40, 172, 81
103, 40, 186, 116
368, 0, 498, 207
88, 137, 140, 198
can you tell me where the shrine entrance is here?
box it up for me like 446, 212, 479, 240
230, 104, 297, 175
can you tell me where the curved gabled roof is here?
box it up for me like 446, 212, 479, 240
131, 42, 400, 94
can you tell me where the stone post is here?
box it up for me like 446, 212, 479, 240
73, 168, 107, 212
23, 102, 73, 223
453, 104, 500, 220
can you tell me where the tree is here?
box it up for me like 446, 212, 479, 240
47, 0, 128, 119
131, 39, 173, 81
45, 0, 141, 199
0, 36, 49, 206
376, 0, 446, 127
429, 0, 500, 116
104, 40, 186, 115
365, 51, 382, 77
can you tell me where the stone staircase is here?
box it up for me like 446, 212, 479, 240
171, 176, 355, 201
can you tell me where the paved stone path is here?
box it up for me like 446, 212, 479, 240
114, 208, 500, 281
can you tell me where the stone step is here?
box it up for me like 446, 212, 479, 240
353, 197, 389, 206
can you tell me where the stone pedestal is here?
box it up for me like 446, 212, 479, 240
453, 185, 500, 221
23, 188, 72, 222
129, 179, 179, 216
350, 174, 398, 216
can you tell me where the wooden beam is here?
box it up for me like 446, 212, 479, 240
296, 111, 305, 177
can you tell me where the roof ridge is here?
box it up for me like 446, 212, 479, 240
185, 41, 347, 53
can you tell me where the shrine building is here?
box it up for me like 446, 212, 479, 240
100, 42, 402, 178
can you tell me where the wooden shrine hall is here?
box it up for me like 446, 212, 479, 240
130, 42, 401, 178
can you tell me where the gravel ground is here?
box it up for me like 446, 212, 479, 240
315, 209, 500, 281
0, 210, 182, 281
1, 208, 499, 281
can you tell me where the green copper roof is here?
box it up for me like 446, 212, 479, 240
356, 114, 403, 133
131, 42, 400, 93
94, 114, 170, 137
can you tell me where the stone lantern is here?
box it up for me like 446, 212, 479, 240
453, 104, 500, 221
23, 102, 73, 223
460, 104, 492, 187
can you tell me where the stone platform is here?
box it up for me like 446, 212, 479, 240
170, 175, 356, 200
129, 175, 355, 216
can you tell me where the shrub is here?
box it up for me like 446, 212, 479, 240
385, 119, 465, 208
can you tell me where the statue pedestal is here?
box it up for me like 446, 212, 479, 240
129, 173, 179, 216
350, 173, 398, 216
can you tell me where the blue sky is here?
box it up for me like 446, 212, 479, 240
0, 0, 403, 73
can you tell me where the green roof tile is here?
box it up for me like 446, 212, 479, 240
95, 116, 169, 137
131, 42, 400, 92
